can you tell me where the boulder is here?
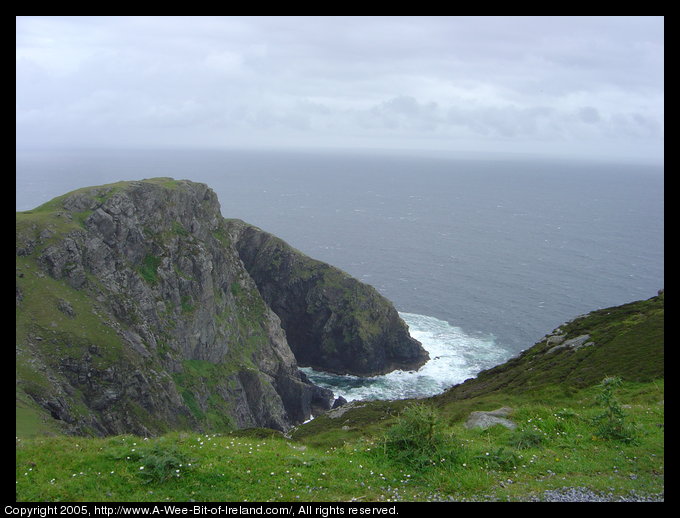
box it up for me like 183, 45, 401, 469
548, 334, 594, 354
465, 406, 517, 430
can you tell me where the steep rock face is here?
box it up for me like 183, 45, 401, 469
16, 178, 333, 436
226, 219, 429, 376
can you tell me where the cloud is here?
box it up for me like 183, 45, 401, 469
16, 16, 663, 162
577, 106, 601, 124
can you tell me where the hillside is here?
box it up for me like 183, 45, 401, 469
16, 293, 664, 501
435, 290, 664, 402
16, 178, 426, 437
288, 291, 664, 442
15, 177, 663, 501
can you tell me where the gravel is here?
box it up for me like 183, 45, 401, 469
421, 486, 664, 502
533, 486, 664, 502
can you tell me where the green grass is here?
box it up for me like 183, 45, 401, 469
15, 181, 664, 501
16, 379, 664, 502
138, 254, 162, 285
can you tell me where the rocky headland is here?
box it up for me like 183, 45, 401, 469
16, 178, 427, 437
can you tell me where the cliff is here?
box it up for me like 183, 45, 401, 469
290, 291, 664, 447
16, 178, 425, 437
226, 219, 428, 376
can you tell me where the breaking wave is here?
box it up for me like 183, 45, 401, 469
301, 312, 512, 402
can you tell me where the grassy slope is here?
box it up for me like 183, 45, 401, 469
16, 294, 664, 501
15, 380, 664, 502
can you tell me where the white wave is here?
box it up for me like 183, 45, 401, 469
301, 312, 512, 402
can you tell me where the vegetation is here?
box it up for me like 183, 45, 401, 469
138, 254, 162, 285
592, 376, 639, 443
381, 403, 460, 470
15, 179, 663, 501
16, 287, 664, 501
16, 378, 663, 502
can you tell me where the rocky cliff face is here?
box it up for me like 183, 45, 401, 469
16, 178, 424, 437
226, 219, 428, 376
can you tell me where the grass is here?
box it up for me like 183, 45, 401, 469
138, 254, 162, 285
16, 379, 664, 502
15, 181, 664, 501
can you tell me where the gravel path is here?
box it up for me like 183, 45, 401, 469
422, 486, 664, 502
532, 486, 664, 502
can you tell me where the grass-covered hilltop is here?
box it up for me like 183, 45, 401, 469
16, 178, 426, 438
16, 179, 663, 502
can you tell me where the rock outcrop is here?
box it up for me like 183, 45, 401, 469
16, 178, 422, 436
226, 219, 428, 376
434, 292, 664, 406
464, 407, 517, 430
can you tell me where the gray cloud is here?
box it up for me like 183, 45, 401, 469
16, 16, 663, 162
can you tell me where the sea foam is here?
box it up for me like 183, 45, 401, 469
301, 312, 512, 402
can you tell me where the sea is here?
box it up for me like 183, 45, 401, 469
16, 148, 664, 402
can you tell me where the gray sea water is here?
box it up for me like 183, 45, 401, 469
16, 148, 664, 401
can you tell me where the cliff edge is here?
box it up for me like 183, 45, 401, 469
16, 178, 426, 437
226, 219, 428, 376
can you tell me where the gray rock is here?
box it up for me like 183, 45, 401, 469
17, 178, 425, 437
332, 396, 348, 409
327, 401, 366, 419
548, 334, 593, 353
546, 334, 565, 346
57, 299, 76, 318
227, 219, 429, 377
465, 406, 517, 430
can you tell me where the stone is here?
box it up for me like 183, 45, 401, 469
332, 396, 348, 409
546, 334, 566, 346
548, 334, 593, 353
57, 299, 76, 318
465, 407, 517, 430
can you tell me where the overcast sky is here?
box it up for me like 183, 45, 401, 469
16, 16, 664, 163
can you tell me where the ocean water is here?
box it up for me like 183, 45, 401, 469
16, 148, 664, 401
302, 312, 510, 402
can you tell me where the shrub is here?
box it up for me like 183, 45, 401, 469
475, 447, 520, 471
592, 376, 638, 443
382, 403, 459, 469
125, 443, 193, 484
506, 428, 544, 450
138, 254, 161, 285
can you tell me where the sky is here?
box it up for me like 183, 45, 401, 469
16, 16, 664, 164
